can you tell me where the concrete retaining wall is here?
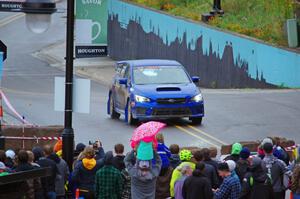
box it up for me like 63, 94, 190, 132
108, 0, 300, 88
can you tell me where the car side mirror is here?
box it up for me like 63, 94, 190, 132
119, 78, 128, 85
192, 76, 200, 83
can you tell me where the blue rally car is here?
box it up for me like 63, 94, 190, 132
107, 59, 204, 125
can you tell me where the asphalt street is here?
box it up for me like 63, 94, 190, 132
1, 8, 300, 152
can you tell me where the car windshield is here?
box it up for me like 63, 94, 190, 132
133, 66, 191, 85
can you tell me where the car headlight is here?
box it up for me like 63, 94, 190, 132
135, 95, 150, 103
191, 93, 203, 102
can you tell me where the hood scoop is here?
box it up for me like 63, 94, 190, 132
156, 87, 181, 92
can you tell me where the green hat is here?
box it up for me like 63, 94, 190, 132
231, 143, 242, 155
137, 141, 153, 161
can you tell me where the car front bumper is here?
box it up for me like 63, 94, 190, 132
131, 101, 204, 119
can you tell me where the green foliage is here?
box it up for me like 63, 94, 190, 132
127, 0, 296, 47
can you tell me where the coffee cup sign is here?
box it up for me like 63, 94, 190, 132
75, 0, 107, 57
76, 19, 101, 44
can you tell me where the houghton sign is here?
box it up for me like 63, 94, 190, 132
0, 0, 25, 11
75, 0, 108, 58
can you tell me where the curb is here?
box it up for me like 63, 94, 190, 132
32, 41, 115, 87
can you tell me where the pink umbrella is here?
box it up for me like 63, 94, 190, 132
130, 121, 166, 149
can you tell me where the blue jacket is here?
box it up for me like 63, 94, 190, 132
157, 143, 171, 169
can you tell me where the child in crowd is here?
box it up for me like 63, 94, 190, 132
169, 144, 181, 169
156, 134, 171, 176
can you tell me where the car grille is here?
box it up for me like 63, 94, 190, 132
152, 108, 191, 116
156, 98, 186, 104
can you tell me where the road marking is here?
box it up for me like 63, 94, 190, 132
2, 87, 52, 96
187, 125, 228, 145
0, 13, 25, 27
175, 125, 220, 148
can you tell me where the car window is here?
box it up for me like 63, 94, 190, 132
133, 66, 191, 85
124, 65, 130, 79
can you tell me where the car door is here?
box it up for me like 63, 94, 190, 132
119, 64, 131, 110
113, 63, 125, 110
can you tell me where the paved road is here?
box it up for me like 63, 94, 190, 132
1, 7, 300, 152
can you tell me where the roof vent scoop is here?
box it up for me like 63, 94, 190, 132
156, 87, 181, 91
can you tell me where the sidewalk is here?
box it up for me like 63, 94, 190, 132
32, 41, 116, 86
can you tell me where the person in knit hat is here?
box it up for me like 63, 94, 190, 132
124, 141, 162, 199
214, 162, 241, 199
236, 147, 251, 182
240, 156, 274, 199
225, 143, 243, 162
226, 160, 240, 181
258, 138, 273, 159
156, 133, 171, 176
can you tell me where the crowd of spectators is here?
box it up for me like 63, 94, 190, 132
0, 134, 299, 199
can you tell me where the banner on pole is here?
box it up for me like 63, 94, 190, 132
75, 0, 108, 58
54, 77, 91, 114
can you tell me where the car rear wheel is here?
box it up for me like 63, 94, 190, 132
109, 94, 120, 119
190, 117, 202, 125
125, 100, 138, 125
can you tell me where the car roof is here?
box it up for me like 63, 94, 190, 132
117, 59, 182, 67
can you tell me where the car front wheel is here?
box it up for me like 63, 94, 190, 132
109, 94, 120, 119
125, 100, 138, 125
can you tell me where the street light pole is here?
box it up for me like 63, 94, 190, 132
62, 0, 75, 171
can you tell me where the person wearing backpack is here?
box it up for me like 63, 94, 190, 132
261, 142, 288, 199
240, 156, 274, 199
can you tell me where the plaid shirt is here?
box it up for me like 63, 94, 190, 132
95, 165, 124, 199
215, 175, 241, 199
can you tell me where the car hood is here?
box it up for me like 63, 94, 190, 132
132, 83, 200, 100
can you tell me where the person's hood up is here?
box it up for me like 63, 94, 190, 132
32, 146, 44, 162
231, 143, 242, 155
82, 158, 96, 170
48, 153, 61, 164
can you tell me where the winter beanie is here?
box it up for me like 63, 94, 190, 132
226, 160, 236, 172
5, 150, 15, 159
240, 147, 250, 160
231, 143, 242, 155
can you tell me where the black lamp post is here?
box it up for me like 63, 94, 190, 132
21, 0, 75, 171
62, 0, 75, 171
